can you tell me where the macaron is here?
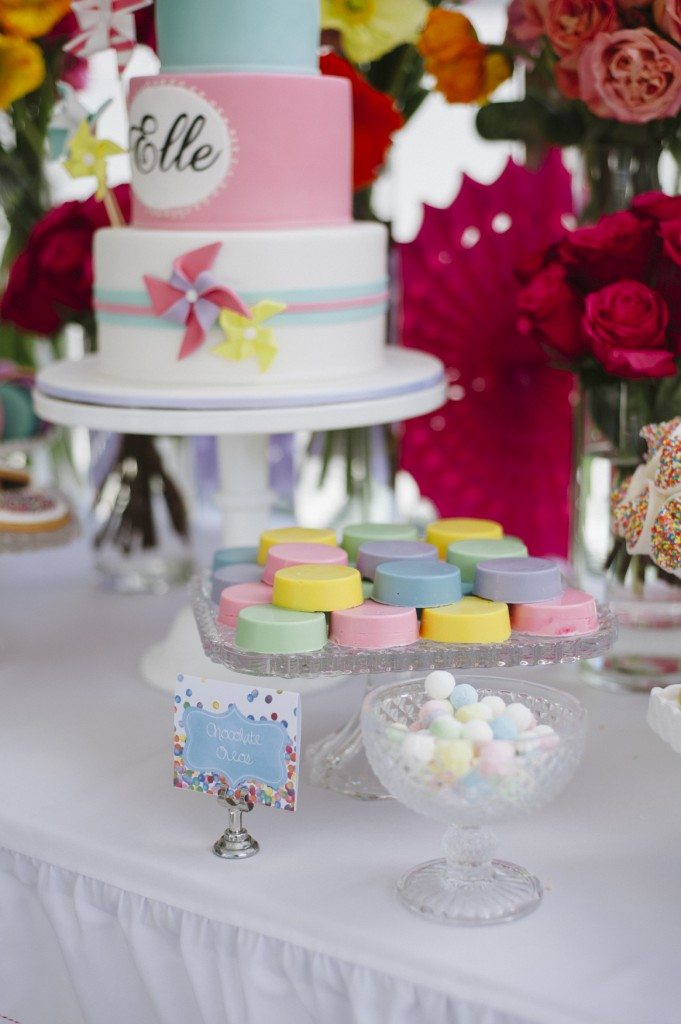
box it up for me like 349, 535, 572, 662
426, 518, 503, 558
272, 564, 364, 612
212, 546, 259, 573
420, 596, 511, 644
262, 541, 348, 585
330, 600, 419, 649
446, 536, 528, 584
257, 526, 337, 565
235, 604, 327, 654
474, 557, 563, 603
211, 562, 264, 604
511, 587, 599, 636
217, 582, 273, 628
356, 540, 439, 581
372, 559, 461, 608
341, 522, 419, 562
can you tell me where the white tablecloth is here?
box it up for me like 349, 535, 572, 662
1, 540, 680, 1024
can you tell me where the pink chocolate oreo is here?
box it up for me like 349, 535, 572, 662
330, 600, 419, 649
217, 582, 273, 628
510, 587, 599, 637
262, 542, 348, 585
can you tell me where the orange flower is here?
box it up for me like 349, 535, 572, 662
0, 0, 72, 38
418, 8, 512, 104
0, 33, 44, 108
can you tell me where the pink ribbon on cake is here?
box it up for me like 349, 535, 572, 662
143, 243, 250, 361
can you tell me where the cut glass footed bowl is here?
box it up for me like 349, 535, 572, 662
361, 675, 587, 925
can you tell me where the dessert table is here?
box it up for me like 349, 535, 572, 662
1, 538, 680, 1024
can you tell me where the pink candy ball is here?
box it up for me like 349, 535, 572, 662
477, 740, 516, 777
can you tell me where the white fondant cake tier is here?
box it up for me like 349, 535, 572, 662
128, 73, 351, 230
95, 224, 389, 387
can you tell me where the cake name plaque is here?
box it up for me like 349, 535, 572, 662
174, 674, 300, 811
129, 84, 234, 212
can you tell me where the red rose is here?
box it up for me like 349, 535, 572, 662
631, 191, 681, 224
582, 279, 675, 377
47, 12, 89, 90
659, 220, 681, 267
517, 261, 586, 361
321, 52, 404, 192
0, 185, 130, 337
558, 210, 656, 289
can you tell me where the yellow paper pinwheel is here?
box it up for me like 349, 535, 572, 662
214, 301, 287, 373
63, 119, 126, 201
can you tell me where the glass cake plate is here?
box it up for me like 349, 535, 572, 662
191, 570, 616, 800
191, 571, 619, 678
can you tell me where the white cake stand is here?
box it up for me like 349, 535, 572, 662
35, 350, 446, 698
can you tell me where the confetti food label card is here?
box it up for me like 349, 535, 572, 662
174, 675, 300, 811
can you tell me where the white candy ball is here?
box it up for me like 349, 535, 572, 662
424, 670, 456, 700
480, 695, 507, 718
429, 716, 463, 739
505, 702, 535, 732
461, 720, 494, 745
401, 732, 435, 766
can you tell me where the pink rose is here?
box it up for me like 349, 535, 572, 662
506, 0, 548, 46
517, 261, 586, 361
583, 280, 675, 377
558, 210, 656, 288
653, 0, 681, 43
577, 28, 681, 123
546, 0, 619, 56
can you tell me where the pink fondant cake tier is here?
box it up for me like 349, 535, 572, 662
330, 600, 419, 650
128, 74, 351, 230
217, 581, 273, 628
510, 588, 599, 637
262, 542, 348, 585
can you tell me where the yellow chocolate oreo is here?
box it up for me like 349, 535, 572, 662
272, 564, 364, 612
426, 518, 503, 558
420, 596, 511, 644
257, 526, 337, 564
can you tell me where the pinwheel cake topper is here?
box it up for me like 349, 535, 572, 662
612, 418, 681, 578
65, 0, 153, 73
144, 243, 252, 361
214, 301, 288, 373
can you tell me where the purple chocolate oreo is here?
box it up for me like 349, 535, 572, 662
474, 557, 563, 603
356, 539, 438, 581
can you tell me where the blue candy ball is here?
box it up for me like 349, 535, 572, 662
491, 715, 519, 740
449, 683, 479, 710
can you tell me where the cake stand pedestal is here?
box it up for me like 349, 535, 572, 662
35, 351, 445, 696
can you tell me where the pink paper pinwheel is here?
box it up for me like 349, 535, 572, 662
65, 0, 152, 73
144, 243, 250, 361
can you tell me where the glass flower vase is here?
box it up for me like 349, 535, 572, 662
574, 142, 661, 223
572, 381, 681, 691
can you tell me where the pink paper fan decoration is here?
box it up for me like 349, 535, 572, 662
397, 153, 574, 558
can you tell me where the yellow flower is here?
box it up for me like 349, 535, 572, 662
0, 33, 44, 108
63, 119, 126, 200
0, 0, 72, 39
214, 301, 287, 373
321, 0, 429, 64
480, 51, 513, 103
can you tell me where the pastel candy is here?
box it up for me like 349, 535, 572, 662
420, 596, 511, 644
446, 536, 528, 584
474, 557, 563, 603
262, 541, 348, 585
510, 587, 599, 636
212, 546, 259, 573
217, 582, 273, 628
235, 604, 327, 654
361, 579, 374, 600
356, 540, 438, 581
272, 564, 363, 612
372, 560, 462, 608
211, 562, 264, 603
341, 522, 419, 562
257, 527, 337, 565
426, 518, 503, 558
330, 600, 419, 649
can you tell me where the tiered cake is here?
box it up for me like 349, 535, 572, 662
94, 0, 389, 388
